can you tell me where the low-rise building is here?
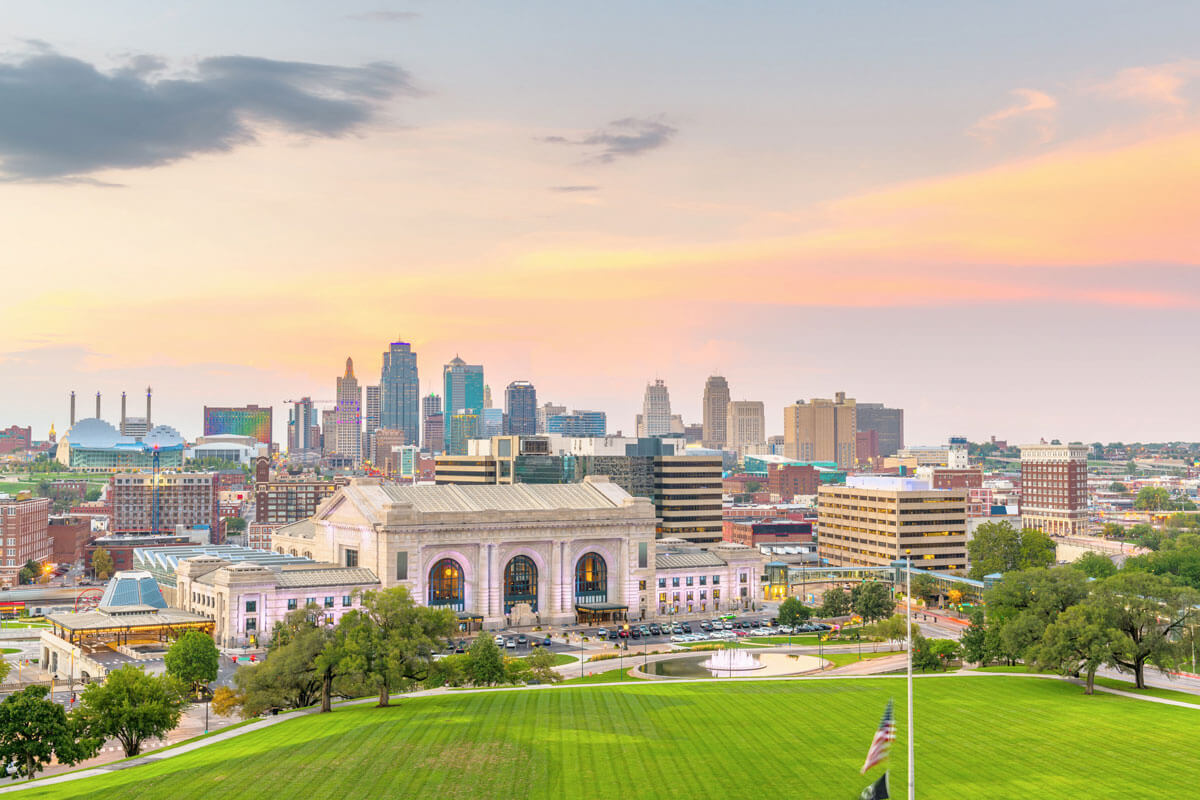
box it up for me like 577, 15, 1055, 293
652, 540, 762, 617
0, 494, 52, 586
723, 519, 813, 547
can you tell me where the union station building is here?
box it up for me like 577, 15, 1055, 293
271, 477, 662, 629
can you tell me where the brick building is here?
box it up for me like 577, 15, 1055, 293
86, 534, 195, 575
930, 468, 983, 490
0, 426, 32, 455
723, 519, 814, 547
48, 515, 94, 564
856, 429, 880, 466
0, 494, 52, 586
766, 464, 820, 501
1019, 444, 1089, 537
109, 472, 219, 535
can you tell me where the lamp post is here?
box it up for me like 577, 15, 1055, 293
905, 550, 915, 800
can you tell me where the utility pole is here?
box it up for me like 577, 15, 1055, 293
906, 551, 915, 800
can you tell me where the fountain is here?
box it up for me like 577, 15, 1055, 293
701, 649, 765, 672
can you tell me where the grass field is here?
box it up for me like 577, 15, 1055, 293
822, 651, 900, 668
558, 667, 633, 685
18, 676, 1200, 799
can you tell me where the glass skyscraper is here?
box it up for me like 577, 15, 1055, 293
504, 381, 537, 436
443, 356, 484, 444
381, 340, 420, 446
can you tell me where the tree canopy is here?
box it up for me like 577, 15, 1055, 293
91, 547, 114, 580
966, 521, 1056, 579
777, 597, 810, 626
850, 581, 892, 623
0, 686, 96, 780
77, 666, 189, 757
165, 631, 220, 698
818, 587, 852, 618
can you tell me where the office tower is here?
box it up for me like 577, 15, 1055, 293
817, 477, 967, 572
422, 393, 442, 425
204, 405, 273, 446
856, 403, 905, 458
443, 356, 484, 444
380, 339, 419, 446
321, 409, 337, 454
725, 400, 766, 459
479, 408, 504, 438
335, 357, 362, 463
110, 472, 220, 536
448, 412, 479, 455
364, 385, 381, 462
639, 379, 672, 437
1019, 443, 1089, 537
288, 397, 318, 453
423, 414, 445, 453
373, 429, 408, 476
701, 375, 730, 449
783, 391, 857, 469
547, 410, 607, 437
504, 381, 537, 436
483, 384, 493, 409
537, 402, 566, 434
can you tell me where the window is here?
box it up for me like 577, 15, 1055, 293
323, 597, 333, 608
658, 578, 665, 588
713, 575, 720, 585
672, 577, 680, 587
638, 580, 646, 591
396, 551, 409, 581
699, 576, 707, 586
429, 558, 466, 611
342, 595, 352, 607
246, 618, 257, 633
638, 541, 648, 569
307, 597, 316, 608
740, 573, 747, 583
574, 552, 608, 603
686, 576, 693, 587
686, 591, 693, 601
504, 555, 538, 613
245, 600, 256, 613
287, 598, 297, 611
658, 592, 666, 603
345, 549, 358, 568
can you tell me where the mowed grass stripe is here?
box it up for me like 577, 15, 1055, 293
20, 677, 1200, 800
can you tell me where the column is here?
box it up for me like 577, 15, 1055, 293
476, 544, 488, 618
489, 543, 501, 619
549, 540, 561, 614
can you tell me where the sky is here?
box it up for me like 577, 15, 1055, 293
1, 1, 1198, 446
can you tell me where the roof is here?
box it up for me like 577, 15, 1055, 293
135, 544, 317, 574
46, 606, 211, 631
273, 567, 380, 589
336, 479, 640, 517
63, 418, 184, 451
655, 551, 727, 570
98, 571, 168, 609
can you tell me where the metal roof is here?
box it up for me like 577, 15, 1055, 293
376, 481, 629, 513
272, 567, 380, 589
655, 551, 727, 570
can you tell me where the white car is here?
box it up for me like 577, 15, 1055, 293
494, 635, 505, 646
722, 621, 733, 630
670, 634, 684, 642
505, 638, 517, 649
779, 626, 794, 634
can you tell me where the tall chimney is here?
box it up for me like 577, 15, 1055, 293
70, 391, 76, 427
95, 392, 101, 419
121, 391, 127, 432
146, 386, 152, 430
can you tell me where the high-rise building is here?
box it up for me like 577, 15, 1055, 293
817, 477, 968, 572
287, 397, 318, 453
537, 403, 567, 434
109, 472, 220, 537
335, 357, 362, 463
0, 495, 51, 587
783, 391, 856, 469
654, 452, 723, 544
203, 405, 273, 446
701, 375, 730, 449
364, 385, 381, 463
483, 384, 493, 409
1019, 444, 1089, 537
479, 408, 504, 438
725, 400, 766, 459
547, 410, 607, 437
380, 340, 420, 446
448, 412, 479, 455
639, 379, 672, 437
423, 414, 445, 454
421, 394, 442, 449
321, 409, 337, 455
856, 403, 905, 458
505, 381, 537, 436
443, 357, 484, 445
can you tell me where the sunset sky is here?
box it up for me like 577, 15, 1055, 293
2, 2, 1198, 445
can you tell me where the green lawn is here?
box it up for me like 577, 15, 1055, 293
1090, 676, 1200, 706
673, 640, 763, 649
18, 676, 1200, 799
512, 652, 576, 667
822, 651, 901, 668
557, 667, 634, 685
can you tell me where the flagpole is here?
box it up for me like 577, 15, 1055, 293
905, 552, 914, 800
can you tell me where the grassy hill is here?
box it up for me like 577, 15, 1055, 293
23, 676, 1199, 799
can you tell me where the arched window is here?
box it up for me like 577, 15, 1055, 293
503, 555, 538, 613
428, 558, 465, 611
574, 552, 608, 603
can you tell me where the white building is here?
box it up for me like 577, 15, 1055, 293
637, 379, 672, 437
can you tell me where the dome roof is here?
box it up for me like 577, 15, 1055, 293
143, 425, 184, 448
65, 418, 122, 448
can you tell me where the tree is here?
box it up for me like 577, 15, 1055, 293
164, 631, 220, 698
910, 573, 939, 604
1129, 523, 1161, 550
336, 586, 457, 707
1088, 571, 1200, 689
91, 547, 114, 580
818, 587, 851, 618
225, 517, 247, 535
868, 614, 918, 647
465, 634, 505, 686
1032, 604, 1120, 695
984, 567, 1090, 663
1134, 487, 1171, 511
1108, 482, 1128, 494
912, 636, 959, 672
959, 609, 992, 666
85, 487, 102, 502
0, 686, 96, 781
1070, 551, 1117, 579
850, 581, 892, 623
1123, 535, 1200, 592
77, 665, 189, 757
967, 522, 1056, 579
228, 609, 331, 717
1100, 522, 1125, 540
210, 686, 242, 718
777, 597, 810, 627
524, 649, 563, 684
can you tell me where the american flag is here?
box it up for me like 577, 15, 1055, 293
860, 700, 896, 774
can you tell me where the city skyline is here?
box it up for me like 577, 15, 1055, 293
2, 3, 1199, 444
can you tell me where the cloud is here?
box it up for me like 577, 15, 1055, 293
969, 88, 1058, 144
1090, 60, 1200, 107
0, 51, 415, 180
542, 116, 676, 163
346, 10, 420, 22
549, 185, 599, 192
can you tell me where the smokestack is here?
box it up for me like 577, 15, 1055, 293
70, 391, 76, 427
146, 386, 152, 430
95, 392, 101, 419
121, 391, 127, 432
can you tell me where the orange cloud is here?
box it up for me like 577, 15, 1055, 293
1090, 60, 1200, 107
969, 88, 1058, 144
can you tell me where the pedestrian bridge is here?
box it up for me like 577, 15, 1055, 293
762, 561, 993, 605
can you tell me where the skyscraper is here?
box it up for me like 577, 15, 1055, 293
783, 391, 857, 469
639, 379, 672, 437
483, 384, 493, 409
856, 403, 905, 458
505, 381, 537, 436
364, 385, 381, 463
725, 400, 766, 459
380, 340, 419, 445
287, 397, 318, 453
335, 357, 362, 463
701, 375, 730, 449
443, 356, 484, 444
537, 402, 566, 434
421, 393, 442, 449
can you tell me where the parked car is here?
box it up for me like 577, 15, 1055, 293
680, 622, 692, 633
639, 625, 651, 636
733, 629, 748, 637
699, 622, 712, 632
649, 624, 661, 636
618, 628, 630, 638
505, 638, 516, 649
455, 640, 467, 653
672, 624, 684, 634
722, 621, 733, 630
630, 628, 641, 639
494, 635, 505, 646
543, 636, 552, 647
597, 628, 609, 639
517, 634, 528, 646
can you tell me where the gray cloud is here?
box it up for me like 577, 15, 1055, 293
0, 51, 415, 181
347, 10, 421, 22
549, 185, 600, 192
542, 116, 677, 163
